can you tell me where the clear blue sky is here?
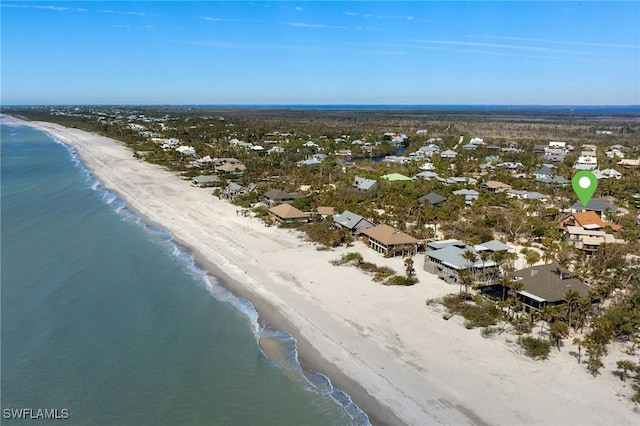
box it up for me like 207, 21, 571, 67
2, 1, 639, 105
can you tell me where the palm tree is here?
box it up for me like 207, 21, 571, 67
479, 250, 491, 283
616, 360, 636, 382
462, 249, 478, 279
572, 337, 584, 364
549, 321, 569, 350
404, 257, 415, 277
458, 269, 474, 298
565, 289, 581, 332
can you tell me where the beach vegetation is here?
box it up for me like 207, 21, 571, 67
385, 275, 418, 286
7, 105, 640, 403
440, 294, 502, 328
519, 336, 551, 360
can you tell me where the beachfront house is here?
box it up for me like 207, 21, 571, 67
360, 224, 418, 257
261, 189, 302, 206
332, 210, 375, 235
192, 175, 221, 188
268, 203, 309, 224
423, 239, 509, 284
510, 263, 591, 312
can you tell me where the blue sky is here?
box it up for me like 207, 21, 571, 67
2, 1, 639, 105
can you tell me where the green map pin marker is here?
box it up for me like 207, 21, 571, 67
572, 170, 598, 207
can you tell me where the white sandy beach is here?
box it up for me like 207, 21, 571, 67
4, 115, 638, 425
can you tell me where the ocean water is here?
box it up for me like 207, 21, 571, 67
0, 124, 369, 425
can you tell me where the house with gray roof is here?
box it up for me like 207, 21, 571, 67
510, 263, 592, 311
191, 175, 221, 187
353, 176, 378, 192
570, 199, 617, 219
440, 149, 458, 159
261, 189, 302, 206
332, 210, 375, 235
423, 239, 501, 284
418, 192, 447, 207
535, 175, 570, 187
452, 189, 479, 205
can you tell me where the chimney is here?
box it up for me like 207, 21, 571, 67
531, 267, 538, 277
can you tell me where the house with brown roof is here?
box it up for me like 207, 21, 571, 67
268, 203, 309, 224
560, 211, 622, 232
481, 180, 513, 192
316, 206, 336, 218
560, 211, 624, 252
361, 224, 418, 257
510, 263, 592, 311
215, 162, 246, 177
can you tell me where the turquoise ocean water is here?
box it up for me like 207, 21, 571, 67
1, 124, 369, 425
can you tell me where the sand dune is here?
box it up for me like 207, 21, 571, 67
4, 115, 637, 425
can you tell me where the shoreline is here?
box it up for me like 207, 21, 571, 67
2, 116, 397, 425
3, 115, 638, 426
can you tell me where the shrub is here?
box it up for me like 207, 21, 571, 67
372, 267, 395, 282
440, 294, 502, 328
519, 336, 551, 360
385, 275, 418, 286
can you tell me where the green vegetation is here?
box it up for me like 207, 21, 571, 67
331, 252, 415, 286
519, 336, 551, 360
440, 294, 503, 329
6, 105, 640, 403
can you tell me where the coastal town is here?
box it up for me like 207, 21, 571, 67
6, 105, 640, 412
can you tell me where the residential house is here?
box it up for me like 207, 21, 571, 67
191, 175, 221, 187
418, 192, 447, 207
560, 211, 622, 232
461, 143, 478, 151
570, 199, 617, 219
560, 211, 623, 252
261, 189, 302, 206
316, 206, 336, 219
533, 165, 554, 179
193, 156, 216, 168
506, 190, 548, 203
510, 263, 591, 311
481, 180, 512, 193
353, 175, 378, 192
332, 210, 375, 235
381, 173, 412, 181
268, 203, 309, 224
593, 168, 622, 180
617, 159, 640, 168
413, 171, 440, 180
574, 151, 598, 170
440, 149, 458, 159
423, 239, 502, 284
221, 182, 246, 200
360, 224, 418, 257
413, 145, 440, 158
452, 189, 479, 205
297, 158, 323, 166
535, 175, 570, 187
176, 145, 197, 156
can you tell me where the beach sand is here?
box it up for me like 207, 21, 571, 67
4, 115, 638, 425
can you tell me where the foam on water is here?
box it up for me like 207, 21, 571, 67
40, 126, 370, 425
